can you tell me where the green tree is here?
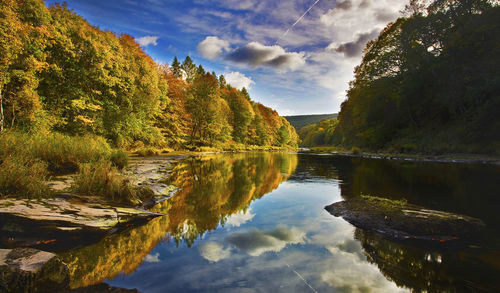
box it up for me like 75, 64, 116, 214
171, 56, 181, 78
181, 56, 197, 83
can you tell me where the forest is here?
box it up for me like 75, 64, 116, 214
0, 0, 298, 150
300, 0, 499, 154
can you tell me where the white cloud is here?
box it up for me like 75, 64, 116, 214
225, 42, 306, 72
144, 252, 160, 263
224, 72, 255, 90
136, 35, 159, 47
197, 36, 230, 59
225, 208, 255, 227
199, 242, 231, 262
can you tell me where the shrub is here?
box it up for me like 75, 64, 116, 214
351, 147, 361, 155
0, 156, 50, 198
72, 161, 152, 205
110, 149, 129, 169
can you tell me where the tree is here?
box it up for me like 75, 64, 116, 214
171, 57, 181, 78
218, 75, 226, 89
181, 56, 197, 83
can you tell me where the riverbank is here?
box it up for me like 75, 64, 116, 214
302, 146, 500, 165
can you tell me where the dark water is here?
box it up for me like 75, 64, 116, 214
60, 153, 500, 292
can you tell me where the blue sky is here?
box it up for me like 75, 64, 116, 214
44, 0, 407, 115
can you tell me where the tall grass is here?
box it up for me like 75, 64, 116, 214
0, 131, 130, 199
0, 131, 114, 173
0, 156, 50, 198
72, 161, 152, 205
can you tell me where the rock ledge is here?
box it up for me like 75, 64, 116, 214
325, 196, 486, 241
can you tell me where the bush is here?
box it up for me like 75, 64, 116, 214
351, 147, 361, 155
110, 149, 129, 169
72, 161, 152, 205
0, 156, 50, 198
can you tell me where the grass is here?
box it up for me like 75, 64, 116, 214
0, 131, 112, 173
0, 130, 132, 201
110, 149, 129, 169
72, 160, 153, 205
360, 194, 408, 207
0, 156, 51, 198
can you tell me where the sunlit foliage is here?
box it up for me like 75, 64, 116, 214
0, 0, 298, 149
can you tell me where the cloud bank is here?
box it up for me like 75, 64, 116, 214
329, 29, 380, 57
225, 42, 306, 71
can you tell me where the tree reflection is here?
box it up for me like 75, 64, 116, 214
60, 152, 298, 289
355, 228, 500, 292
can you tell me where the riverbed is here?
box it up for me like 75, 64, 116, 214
24, 153, 500, 291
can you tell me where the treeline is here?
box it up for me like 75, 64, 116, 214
298, 118, 338, 147
305, 0, 500, 154
0, 0, 298, 149
285, 113, 337, 130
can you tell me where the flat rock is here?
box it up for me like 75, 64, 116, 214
325, 196, 486, 241
0, 195, 162, 250
0, 248, 69, 292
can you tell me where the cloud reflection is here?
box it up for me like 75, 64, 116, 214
199, 242, 232, 262
226, 225, 305, 256
225, 208, 255, 227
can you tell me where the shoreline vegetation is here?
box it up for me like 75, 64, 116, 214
293, 1, 499, 156
0, 0, 298, 204
302, 146, 500, 165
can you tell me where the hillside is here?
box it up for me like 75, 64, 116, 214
0, 0, 298, 150
285, 114, 338, 130
331, 1, 500, 154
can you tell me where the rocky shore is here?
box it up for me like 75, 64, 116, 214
0, 154, 186, 292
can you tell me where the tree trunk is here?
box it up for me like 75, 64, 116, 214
0, 87, 4, 132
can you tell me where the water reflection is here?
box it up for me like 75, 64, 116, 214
355, 228, 500, 291
292, 154, 500, 227
60, 152, 298, 288
58, 153, 500, 292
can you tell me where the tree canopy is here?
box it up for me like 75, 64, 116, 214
0, 0, 298, 149
331, 0, 500, 154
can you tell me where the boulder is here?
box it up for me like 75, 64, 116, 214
325, 196, 486, 241
0, 248, 69, 293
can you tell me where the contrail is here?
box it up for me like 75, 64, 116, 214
275, 0, 322, 45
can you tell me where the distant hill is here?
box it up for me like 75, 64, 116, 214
284, 114, 338, 130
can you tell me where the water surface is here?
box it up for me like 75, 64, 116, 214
61, 153, 500, 292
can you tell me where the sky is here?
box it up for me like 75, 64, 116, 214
44, 0, 408, 115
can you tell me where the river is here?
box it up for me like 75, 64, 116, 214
59, 152, 500, 292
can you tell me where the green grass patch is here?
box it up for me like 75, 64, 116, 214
360, 194, 408, 207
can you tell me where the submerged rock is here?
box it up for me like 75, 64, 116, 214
0, 248, 69, 292
0, 195, 162, 250
325, 196, 486, 241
